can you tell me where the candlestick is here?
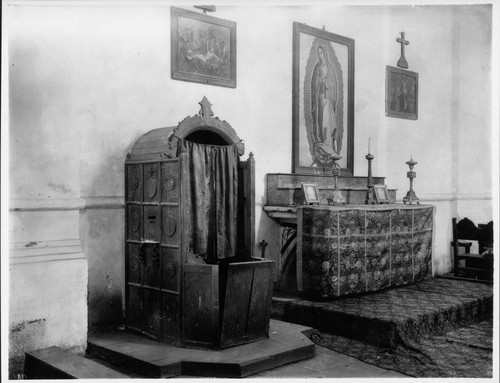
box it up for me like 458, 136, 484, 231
403, 157, 420, 204
365, 152, 376, 204
327, 153, 346, 205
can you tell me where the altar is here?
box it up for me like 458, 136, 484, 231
297, 204, 434, 299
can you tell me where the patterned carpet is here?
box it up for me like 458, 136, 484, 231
273, 277, 493, 348
272, 277, 494, 378
310, 319, 493, 378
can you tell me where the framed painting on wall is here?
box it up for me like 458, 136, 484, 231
171, 7, 236, 88
292, 22, 354, 176
385, 66, 418, 120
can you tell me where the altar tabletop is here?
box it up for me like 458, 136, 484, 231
297, 204, 434, 298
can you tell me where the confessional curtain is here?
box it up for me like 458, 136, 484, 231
185, 141, 239, 263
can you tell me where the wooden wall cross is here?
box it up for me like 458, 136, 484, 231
396, 32, 410, 69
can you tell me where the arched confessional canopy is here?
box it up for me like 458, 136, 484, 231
124, 97, 274, 350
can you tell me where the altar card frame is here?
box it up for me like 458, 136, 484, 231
374, 184, 390, 204
385, 66, 418, 120
171, 7, 236, 88
292, 22, 354, 176
302, 182, 320, 205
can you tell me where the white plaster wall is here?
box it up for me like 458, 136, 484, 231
9, 259, 88, 357
382, 6, 458, 273
454, 6, 494, 227
6, 3, 494, 345
7, 4, 89, 358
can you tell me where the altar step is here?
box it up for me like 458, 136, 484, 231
271, 277, 493, 349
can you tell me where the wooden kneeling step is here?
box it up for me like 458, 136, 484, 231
25, 346, 128, 379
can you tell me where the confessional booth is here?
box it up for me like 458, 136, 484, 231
124, 97, 275, 350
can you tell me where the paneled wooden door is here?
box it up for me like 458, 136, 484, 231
125, 158, 184, 344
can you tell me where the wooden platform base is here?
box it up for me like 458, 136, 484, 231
86, 319, 315, 378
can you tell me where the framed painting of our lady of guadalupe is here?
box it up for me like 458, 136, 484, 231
292, 22, 354, 176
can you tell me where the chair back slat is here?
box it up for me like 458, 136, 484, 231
451, 217, 494, 281
455, 217, 479, 241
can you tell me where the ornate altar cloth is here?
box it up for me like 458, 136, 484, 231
297, 204, 434, 298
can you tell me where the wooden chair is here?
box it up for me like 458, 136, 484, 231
451, 217, 493, 281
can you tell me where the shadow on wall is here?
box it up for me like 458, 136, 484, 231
255, 173, 281, 274
80, 149, 133, 332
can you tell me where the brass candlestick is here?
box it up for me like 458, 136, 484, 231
327, 154, 346, 205
403, 157, 419, 204
365, 152, 376, 204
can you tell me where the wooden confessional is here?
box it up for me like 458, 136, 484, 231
124, 97, 275, 350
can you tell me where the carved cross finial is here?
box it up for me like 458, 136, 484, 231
396, 32, 410, 69
199, 96, 214, 118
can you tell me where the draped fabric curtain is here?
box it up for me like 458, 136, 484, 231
185, 141, 239, 263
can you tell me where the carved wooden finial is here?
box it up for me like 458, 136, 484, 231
199, 96, 214, 118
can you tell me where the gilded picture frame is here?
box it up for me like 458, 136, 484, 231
301, 182, 320, 205
292, 22, 354, 176
171, 7, 236, 88
385, 66, 418, 120
373, 185, 390, 204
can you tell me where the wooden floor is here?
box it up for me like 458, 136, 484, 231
86, 319, 315, 378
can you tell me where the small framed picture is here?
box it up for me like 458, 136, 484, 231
385, 65, 418, 120
301, 182, 320, 205
373, 185, 390, 204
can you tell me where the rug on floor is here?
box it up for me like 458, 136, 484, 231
310, 319, 493, 378
273, 278, 493, 349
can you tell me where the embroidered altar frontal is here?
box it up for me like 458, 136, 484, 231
298, 204, 434, 298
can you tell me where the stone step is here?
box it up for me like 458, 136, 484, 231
24, 346, 129, 379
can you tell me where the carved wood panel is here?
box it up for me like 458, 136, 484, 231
182, 264, 220, 348
161, 293, 180, 341
127, 164, 143, 201
161, 162, 179, 203
127, 204, 142, 241
143, 289, 162, 339
143, 244, 161, 288
126, 285, 143, 330
161, 247, 180, 292
144, 205, 161, 242
144, 163, 160, 203
127, 243, 142, 284
161, 206, 179, 245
